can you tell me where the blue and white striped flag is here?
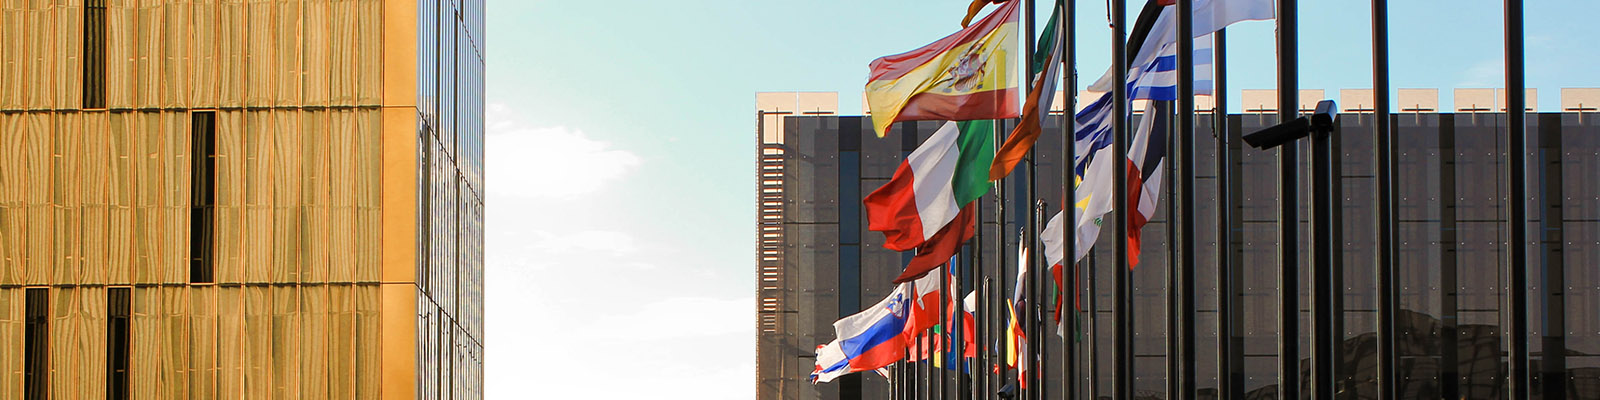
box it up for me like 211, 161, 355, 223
1129, 34, 1216, 101
1064, 0, 1272, 265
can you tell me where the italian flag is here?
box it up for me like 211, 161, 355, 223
864, 120, 995, 253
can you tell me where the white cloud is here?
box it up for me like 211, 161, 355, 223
482, 102, 753, 399
486, 104, 641, 199
587, 296, 754, 340
530, 230, 641, 256
1458, 59, 1504, 88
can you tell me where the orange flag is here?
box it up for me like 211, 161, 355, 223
961, 0, 1004, 28
987, 51, 1057, 181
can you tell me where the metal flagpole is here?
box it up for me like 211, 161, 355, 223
984, 277, 996, 400
1175, 0, 1197, 398
1021, 1, 1038, 398
923, 325, 930, 400
927, 324, 934, 400
1057, 0, 1077, 397
1212, 27, 1244, 400
1370, 1, 1399, 399
1109, 1, 1133, 399
994, 124, 1010, 400
976, 197, 988, 400
941, 261, 951, 400
1086, 252, 1099, 400
915, 329, 924, 400
1032, 201, 1047, 400
1274, 0, 1301, 397
963, 239, 976, 400
1309, 76, 1337, 400
899, 359, 906, 400
1165, 99, 1181, 400
1504, 1, 1529, 399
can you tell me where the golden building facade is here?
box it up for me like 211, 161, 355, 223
0, 0, 484, 398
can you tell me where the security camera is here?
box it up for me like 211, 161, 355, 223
1310, 100, 1338, 135
1241, 99, 1338, 150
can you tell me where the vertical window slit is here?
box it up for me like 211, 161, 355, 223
83, 0, 106, 109
25, 288, 48, 400
191, 111, 216, 283
107, 288, 131, 400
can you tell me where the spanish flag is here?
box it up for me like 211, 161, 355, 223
864, 0, 1022, 137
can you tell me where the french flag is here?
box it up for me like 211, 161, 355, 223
811, 283, 914, 384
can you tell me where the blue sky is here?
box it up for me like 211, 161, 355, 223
482, 1, 1597, 398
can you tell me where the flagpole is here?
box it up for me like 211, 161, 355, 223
897, 359, 904, 400
1056, 0, 1077, 398
1085, 251, 1098, 400
1021, 1, 1039, 397
1109, 1, 1133, 400
941, 263, 951, 400
983, 277, 996, 400
1212, 27, 1244, 400
1504, 0, 1529, 399
1164, 98, 1181, 400
984, 108, 997, 400
919, 328, 928, 400
1369, 0, 1399, 399
1274, 0, 1302, 397
1175, 0, 1197, 397
975, 194, 989, 400
993, 123, 1010, 400
963, 239, 976, 400
1032, 201, 1047, 400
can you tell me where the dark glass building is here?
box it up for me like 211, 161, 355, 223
756, 90, 1600, 400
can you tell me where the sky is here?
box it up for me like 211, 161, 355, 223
481, 1, 1599, 398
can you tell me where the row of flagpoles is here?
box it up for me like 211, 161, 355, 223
810, 0, 1533, 399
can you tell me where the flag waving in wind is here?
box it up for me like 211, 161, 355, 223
864, 121, 988, 283
812, 283, 914, 384
865, 0, 1021, 137
901, 265, 947, 343
988, 6, 1063, 181
1005, 243, 1029, 387
1066, 0, 1271, 266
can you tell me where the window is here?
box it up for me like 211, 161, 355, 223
83, 0, 106, 109
106, 288, 130, 400
190, 112, 216, 283
25, 288, 47, 400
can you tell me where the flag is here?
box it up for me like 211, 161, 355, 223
961, 291, 978, 358
960, 0, 1003, 28
1128, 34, 1216, 101
1006, 300, 1029, 389
1124, 102, 1169, 265
896, 202, 977, 283
865, 121, 994, 252
909, 330, 944, 364
865, 0, 1021, 137
811, 284, 914, 384
1042, 208, 1084, 338
1067, 0, 1268, 267
988, 6, 1063, 181
902, 265, 946, 343
943, 264, 977, 369
1004, 244, 1029, 388
1088, 0, 1272, 94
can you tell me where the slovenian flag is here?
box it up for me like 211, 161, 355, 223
811, 283, 914, 384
